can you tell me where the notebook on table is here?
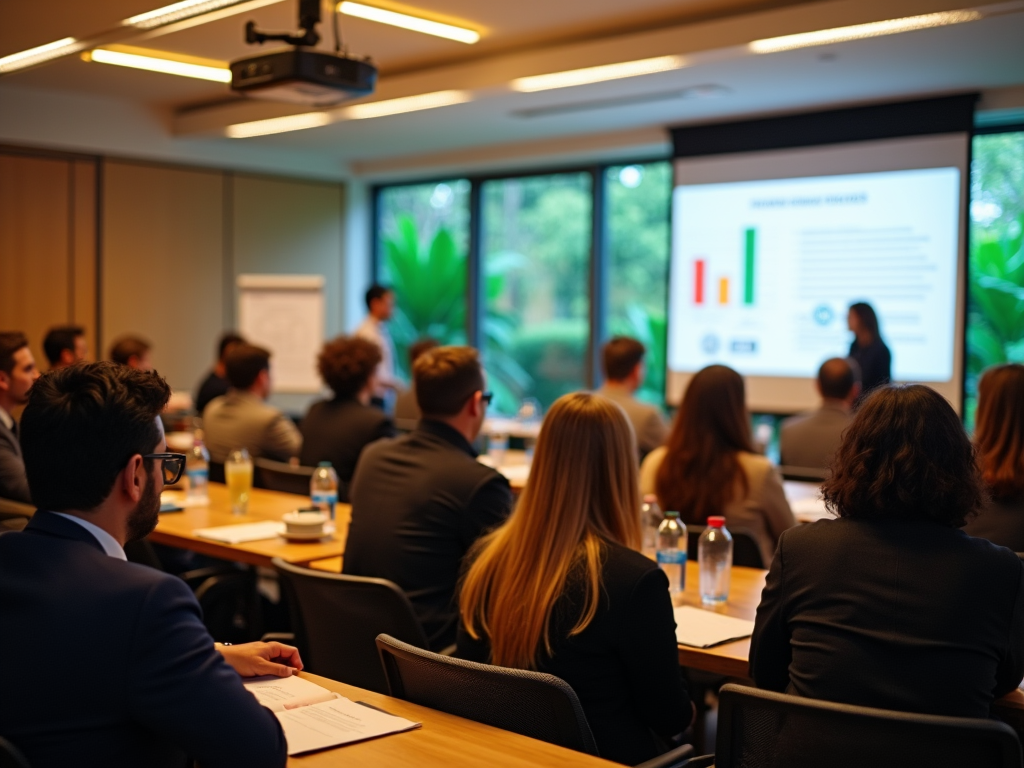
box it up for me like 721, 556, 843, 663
674, 605, 756, 648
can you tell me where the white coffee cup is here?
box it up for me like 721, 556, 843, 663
283, 510, 327, 536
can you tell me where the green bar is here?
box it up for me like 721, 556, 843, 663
744, 228, 756, 305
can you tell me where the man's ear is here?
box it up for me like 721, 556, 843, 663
0, 371, 9, 393
120, 454, 145, 503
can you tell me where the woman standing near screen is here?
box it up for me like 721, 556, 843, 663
848, 302, 891, 394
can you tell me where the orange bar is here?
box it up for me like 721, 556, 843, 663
718, 277, 729, 304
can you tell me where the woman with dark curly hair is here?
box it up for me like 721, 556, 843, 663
750, 384, 1024, 718
299, 336, 396, 501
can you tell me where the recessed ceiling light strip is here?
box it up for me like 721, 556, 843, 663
338, 2, 480, 44
87, 48, 231, 82
0, 37, 83, 74
124, 0, 252, 30
511, 55, 687, 93
226, 112, 334, 138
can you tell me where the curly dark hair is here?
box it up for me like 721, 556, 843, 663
318, 336, 381, 398
822, 384, 985, 527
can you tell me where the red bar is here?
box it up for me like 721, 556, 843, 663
694, 259, 705, 305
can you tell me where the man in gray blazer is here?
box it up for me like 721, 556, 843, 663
202, 343, 302, 463
780, 358, 861, 471
596, 337, 668, 461
0, 332, 39, 503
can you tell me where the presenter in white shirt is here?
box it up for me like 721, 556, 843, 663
355, 284, 401, 409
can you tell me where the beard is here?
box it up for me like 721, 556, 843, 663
125, 473, 161, 544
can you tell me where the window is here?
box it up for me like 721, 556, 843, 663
965, 129, 1024, 426
482, 172, 593, 415
605, 161, 672, 405
376, 180, 470, 380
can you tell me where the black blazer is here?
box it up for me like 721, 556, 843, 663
344, 420, 513, 650
0, 512, 287, 768
849, 337, 892, 394
750, 518, 1024, 719
457, 542, 692, 766
299, 396, 396, 500
0, 416, 30, 503
194, 370, 230, 416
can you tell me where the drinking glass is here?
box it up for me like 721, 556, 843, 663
226, 448, 254, 516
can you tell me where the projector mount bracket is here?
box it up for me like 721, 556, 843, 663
245, 0, 322, 47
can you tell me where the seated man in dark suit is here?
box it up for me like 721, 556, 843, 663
0, 361, 302, 768
194, 331, 245, 415
779, 357, 860, 470
300, 335, 396, 501
344, 346, 514, 650
0, 331, 39, 503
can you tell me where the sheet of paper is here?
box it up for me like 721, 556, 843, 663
790, 496, 833, 523
277, 696, 421, 755
193, 521, 285, 543
674, 605, 756, 648
244, 675, 340, 713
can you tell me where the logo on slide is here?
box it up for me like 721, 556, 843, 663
813, 305, 834, 326
701, 334, 720, 354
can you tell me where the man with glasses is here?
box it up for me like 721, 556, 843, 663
0, 362, 300, 768
344, 346, 513, 651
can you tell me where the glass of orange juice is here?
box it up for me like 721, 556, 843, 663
226, 448, 253, 516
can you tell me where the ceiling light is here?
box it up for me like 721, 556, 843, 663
227, 112, 333, 138
511, 55, 687, 92
87, 48, 231, 82
0, 37, 82, 74
339, 89, 471, 119
338, 2, 479, 43
124, 0, 251, 30
749, 9, 983, 53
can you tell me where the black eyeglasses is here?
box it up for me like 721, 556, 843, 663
143, 453, 187, 485
481, 391, 494, 406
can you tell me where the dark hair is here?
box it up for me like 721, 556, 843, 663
225, 343, 271, 390
974, 364, 1024, 502
217, 332, 246, 361
656, 365, 752, 524
20, 362, 170, 511
849, 302, 881, 342
818, 357, 858, 400
365, 284, 392, 310
0, 332, 29, 375
414, 346, 484, 417
822, 385, 984, 527
408, 337, 440, 366
318, 336, 381, 398
43, 326, 85, 366
603, 336, 646, 381
109, 336, 151, 366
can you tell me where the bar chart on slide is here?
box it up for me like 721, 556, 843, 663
688, 227, 757, 308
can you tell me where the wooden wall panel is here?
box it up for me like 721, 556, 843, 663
102, 160, 224, 393
72, 160, 97, 360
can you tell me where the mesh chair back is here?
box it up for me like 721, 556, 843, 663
778, 466, 828, 482
272, 559, 428, 693
376, 634, 599, 755
716, 684, 1023, 768
255, 458, 315, 496
0, 737, 31, 768
686, 525, 765, 569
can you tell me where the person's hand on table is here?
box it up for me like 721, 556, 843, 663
216, 641, 304, 678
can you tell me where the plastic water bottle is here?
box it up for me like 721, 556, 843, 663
699, 516, 734, 605
185, 429, 210, 504
656, 511, 687, 595
641, 495, 664, 559
310, 462, 339, 521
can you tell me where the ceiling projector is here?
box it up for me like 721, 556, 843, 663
230, 0, 377, 106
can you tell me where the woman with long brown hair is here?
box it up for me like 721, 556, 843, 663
964, 363, 1024, 550
639, 365, 795, 565
457, 392, 693, 765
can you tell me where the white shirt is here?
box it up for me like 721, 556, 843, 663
52, 512, 127, 560
355, 314, 399, 397
0, 406, 13, 432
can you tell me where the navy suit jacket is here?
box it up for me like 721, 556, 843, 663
0, 512, 287, 768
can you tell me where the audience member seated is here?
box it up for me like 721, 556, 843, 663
195, 331, 245, 416
779, 357, 860, 470
43, 324, 88, 369
640, 365, 795, 565
0, 332, 38, 503
109, 335, 153, 371
344, 346, 513, 650
458, 392, 694, 765
750, 384, 1024, 718
596, 336, 668, 460
299, 335, 396, 500
203, 343, 301, 463
964, 364, 1024, 551
394, 337, 439, 423
0, 361, 301, 768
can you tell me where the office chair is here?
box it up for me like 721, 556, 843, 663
254, 458, 315, 496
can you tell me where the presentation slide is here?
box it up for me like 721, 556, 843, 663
667, 134, 968, 413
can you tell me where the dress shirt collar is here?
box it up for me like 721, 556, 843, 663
0, 406, 13, 431
50, 512, 127, 560
416, 419, 478, 458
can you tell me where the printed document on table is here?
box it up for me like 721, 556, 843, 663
193, 521, 285, 543
277, 697, 421, 755
245, 675, 340, 712
674, 606, 755, 648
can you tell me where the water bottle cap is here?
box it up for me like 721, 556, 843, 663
708, 516, 726, 528
318, 461, 332, 468
664, 510, 680, 518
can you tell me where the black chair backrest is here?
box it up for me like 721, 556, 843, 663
778, 465, 828, 482
716, 684, 1023, 768
208, 461, 225, 484
376, 634, 599, 755
686, 524, 765, 569
0, 736, 31, 768
255, 458, 315, 496
272, 559, 428, 693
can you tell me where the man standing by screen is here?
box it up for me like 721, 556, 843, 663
356, 284, 401, 410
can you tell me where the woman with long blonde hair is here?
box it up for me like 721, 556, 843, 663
457, 392, 693, 765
